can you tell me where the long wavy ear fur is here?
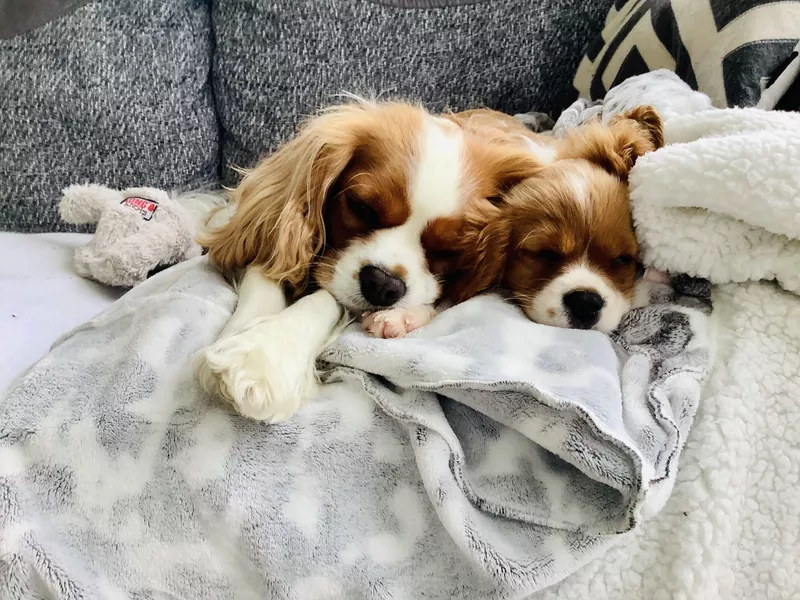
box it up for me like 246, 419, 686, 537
425, 199, 512, 304
559, 105, 664, 181
201, 104, 370, 297
449, 203, 511, 303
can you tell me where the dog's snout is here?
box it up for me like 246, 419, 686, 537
563, 290, 605, 329
359, 265, 407, 307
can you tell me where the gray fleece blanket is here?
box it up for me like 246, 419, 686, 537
0, 255, 710, 599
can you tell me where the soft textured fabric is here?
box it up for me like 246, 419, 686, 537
0, 256, 710, 598
551, 70, 713, 134
0, 0, 219, 233
211, 0, 614, 182
539, 281, 800, 600
0, 0, 90, 39
573, 0, 800, 108
631, 107, 800, 291
532, 71, 800, 600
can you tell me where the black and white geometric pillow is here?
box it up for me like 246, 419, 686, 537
574, 0, 800, 109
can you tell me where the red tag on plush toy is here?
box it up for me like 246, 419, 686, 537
121, 196, 159, 221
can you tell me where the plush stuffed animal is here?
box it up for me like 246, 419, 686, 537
59, 184, 203, 287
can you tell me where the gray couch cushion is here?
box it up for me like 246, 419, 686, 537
213, 0, 613, 183
0, 0, 219, 233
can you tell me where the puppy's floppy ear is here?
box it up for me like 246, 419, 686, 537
425, 143, 540, 302
559, 105, 664, 181
470, 142, 545, 205
494, 152, 547, 196
202, 105, 365, 298
425, 201, 511, 304
450, 204, 511, 303
429, 144, 541, 302
619, 105, 664, 150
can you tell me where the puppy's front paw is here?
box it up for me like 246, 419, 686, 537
362, 306, 437, 339
194, 322, 318, 422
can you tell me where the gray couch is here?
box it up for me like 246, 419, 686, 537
0, 0, 613, 232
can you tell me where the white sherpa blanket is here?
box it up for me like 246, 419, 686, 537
631, 108, 800, 293
540, 71, 800, 599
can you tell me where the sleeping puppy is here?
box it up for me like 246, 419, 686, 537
194, 99, 542, 421
429, 105, 664, 333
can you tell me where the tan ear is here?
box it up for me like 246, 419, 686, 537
619, 105, 664, 150
427, 200, 511, 304
433, 143, 541, 302
559, 105, 664, 180
467, 141, 545, 205
448, 210, 510, 303
202, 106, 363, 297
493, 152, 547, 198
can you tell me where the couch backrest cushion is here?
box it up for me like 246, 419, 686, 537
212, 0, 614, 183
0, 0, 219, 233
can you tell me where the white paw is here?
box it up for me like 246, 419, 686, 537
361, 306, 437, 339
193, 320, 318, 422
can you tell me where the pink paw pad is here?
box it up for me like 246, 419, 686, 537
361, 306, 437, 339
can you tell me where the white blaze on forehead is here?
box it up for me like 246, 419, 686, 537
321, 116, 465, 311
564, 168, 591, 211
408, 116, 465, 227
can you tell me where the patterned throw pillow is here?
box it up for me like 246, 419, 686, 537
573, 0, 800, 108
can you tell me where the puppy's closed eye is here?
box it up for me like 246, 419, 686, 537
346, 195, 380, 226
613, 254, 635, 267
519, 247, 564, 265
535, 249, 564, 265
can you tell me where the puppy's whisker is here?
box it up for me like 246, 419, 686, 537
512, 293, 537, 304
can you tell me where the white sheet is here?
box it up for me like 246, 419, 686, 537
0, 233, 123, 391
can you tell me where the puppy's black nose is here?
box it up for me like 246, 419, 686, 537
359, 265, 407, 307
563, 290, 605, 329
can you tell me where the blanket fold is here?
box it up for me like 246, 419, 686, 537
1, 256, 710, 599
631, 108, 800, 293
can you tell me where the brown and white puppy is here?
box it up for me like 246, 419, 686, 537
194, 100, 541, 421
431, 106, 664, 333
